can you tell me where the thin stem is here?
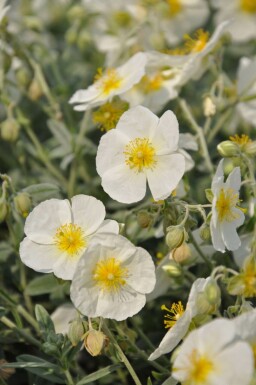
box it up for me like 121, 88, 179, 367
178, 98, 213, 174
16, 305, 40, 334
0, 316, 41, 348
104, 324, 143, 385
63, 369, 75, 385
207, 109, 232, 143
189, 231, 213, 270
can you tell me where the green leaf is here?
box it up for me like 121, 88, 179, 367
23, 183, 61, 202
76, 364, 121, 385
161, 377, 178, 385
147, 377, 153, 385
0, 306, 7, 317
17, 355, 65, 383
35, 304, 55, 335
25, 274, 59, 296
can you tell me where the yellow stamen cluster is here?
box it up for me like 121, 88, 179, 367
215, 188, 241, 222
242, 257, 256, 297
54, 223, 86, 256
92, 100, 128, 132
161, 301, 185, 329
167, 0, 183, 17
93, 257, 128, 292
94, 68, 122, 96
240, 0, 256, 13
140, 74, 164, 94
188, 350, 214, 383
165, 29, 209, 56
230, 134, 252, 147
124, 137, 157, 172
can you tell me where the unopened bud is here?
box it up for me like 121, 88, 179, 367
244, 141, 256, 156
28, 78, 43, 101
84, 329, 108, 357
172, 243, 192, 265
166, 226, 187, 250
196, 278, 221, 314
15, 67, 31, 88
67, 5, 85, 21
14, 192, 32, 218
1, 118, 20, 142
205, 189, 213, 203
199, 224, 211, 241
137, 210, 153, 229
0, 198, 8, 222
162, 261, 182, 277
203, 96, 216, 117
217, 141, 240, 158
68, 318, 85, 346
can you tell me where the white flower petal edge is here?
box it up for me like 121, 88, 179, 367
19, 195, 119, 280
70, 233, 156, 321
96, 105, 185, 204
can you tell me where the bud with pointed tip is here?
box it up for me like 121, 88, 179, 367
14, 192, 32, 218
1, 118, 20, 142
137, 210, 153, 229
166, 226, 187, 250
217, 141, 240, 158
172, 242, 192, 265
84, 329, 108, 357
68, 318, 85, 346
199, 224, 211, 241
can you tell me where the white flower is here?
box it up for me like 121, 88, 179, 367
172, 318, 254, 385
19, 195, 119, 280
212, 0, 256, 43
70, 233, 156, 321
210, 160, 245, 253
51, 303, 77, 334
149, 277, 216, 360
236, 56, 256, 128
96, 105, 185, 204
69, 53, 147, 111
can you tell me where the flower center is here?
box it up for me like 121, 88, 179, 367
240, 0, 256, 13
92, 100, 128, 132
54, 223, 86, 256
216, 188, 240, 222
184, 29, 209, 53
230, 134, 252, 148
167, 0, 183, 17
95, 68, 123, 96
124, 137, 157, 172
93, 257, 128, 292
189, 350, 214, 383
140, 74, 164, 94
161, 301, 184, 329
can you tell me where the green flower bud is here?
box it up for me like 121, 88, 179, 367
172, 242, 192, 265
15, 67, 31, 88
166, 226, 187, 250
14, 192, 32, 218
137, 210, 153, 228
68, 318, 85, 346
28, 78, 43, 101
1, 118, 20, 142
162, 261, 182, 277
67, 5, 86, 21
205, 188, 213, 203
196, 278, 221, 314
217, 141, 240, 158
199, 224, 211, 241
0, 198, 8, 222
65, 28, 78, 45
84, 329, 108, 357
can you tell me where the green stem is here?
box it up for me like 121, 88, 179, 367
207, 109, 232, 143
178, 98, 213, 174
104, 324, 143, 385
16, 305, 40, 334
0, 316, 41, 348
189, 231, 213, 270
63, 369, 75, 385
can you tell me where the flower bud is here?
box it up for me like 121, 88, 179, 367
162, 261, 182, 277
196, 278, 221, 314
68, 318, 85, 346
172, 243, 192, 265
137, 210, 153, 228
1, 118, 20, 142
28, 78, 43, 101
14, 192, 32, 218
244, 141, 256, 156
67, 5, 86, 21
84, 329, 108, 357
203, 96, 216, 117
199, 224, 211, 241
217, 141, 240, 158
0, 198, 8, 222
15, 67, 31, 88
166, 226, 187, 250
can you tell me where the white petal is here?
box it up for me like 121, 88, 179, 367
52, 251, 82, 280
146, 153, 185, 201
226, 167, 241, 191
69, 85, 101, 104
221, 222, 241, 251
149, 311, 191, 360
24, 199, 71, 244
96, 219, 119, 235
101, 163, 147, 203
116, 105, 159, 140
211, 159, 224, 191
186, 278, 208, 317
71, 195, 105, 235
19, 237, 60, 273
178, 133, 198, 151
96, 128, 128, 177
210, 219, 225, 253
116, 52, 147, 95
153, 110, 180, 154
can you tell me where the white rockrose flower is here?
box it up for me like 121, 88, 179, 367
69, 52, 147, 111
96, 105, 185, 204
212, 0, 256, 43
149, 277, 218, 360
172, 318, 254, 385
19, 195, 119, 280
236, 56, 256, 128
210, 160, 245, 253
70, 233, 156, 321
